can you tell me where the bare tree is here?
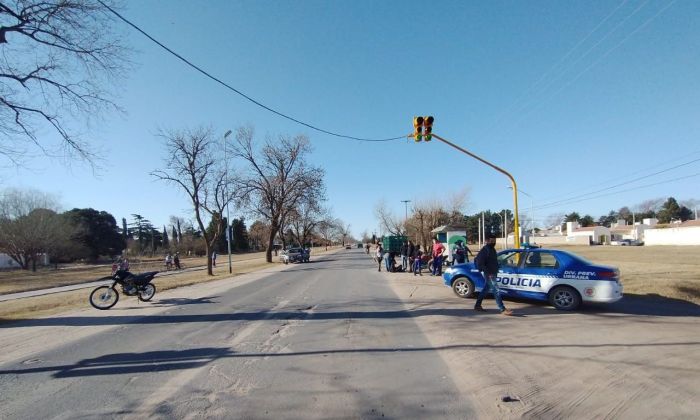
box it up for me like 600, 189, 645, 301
374, 199, 404, 236
316, 218, 336, 250
287, 199, 325, 247
0, 188, 69, 270
0, 0, 129, 165
248, 220, 270, 251
151, 127, 235, 275
231, 126, 325, 262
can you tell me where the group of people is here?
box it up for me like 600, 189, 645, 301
164, 252, 182, 270
374, 239, 474, 276
372, 235, 513, 316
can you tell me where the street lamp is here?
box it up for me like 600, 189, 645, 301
223, 129, 233, 274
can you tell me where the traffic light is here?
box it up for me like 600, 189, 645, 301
413, 116, 424, 142
424, 116, 434, 141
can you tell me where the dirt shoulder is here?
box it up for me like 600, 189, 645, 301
0, 247, 340, 320
384, 268, 700, 419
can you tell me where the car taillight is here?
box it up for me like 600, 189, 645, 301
598, 271, 618, 279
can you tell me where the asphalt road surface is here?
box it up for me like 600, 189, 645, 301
0, 250, 471, 419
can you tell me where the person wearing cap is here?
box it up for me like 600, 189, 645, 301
473, 234, 513, 316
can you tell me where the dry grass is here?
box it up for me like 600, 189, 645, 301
550, 245, 700, 304
0, 251, 278, 295
0, 247, 339, 321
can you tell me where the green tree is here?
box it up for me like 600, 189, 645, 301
162, 226, 169, 249
64, 208, 125, 261
657, 197, 682, 223
597, 211, 618, 227
231, 218, 249, 251
579, 215, 595, 227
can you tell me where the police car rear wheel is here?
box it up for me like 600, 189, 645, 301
452, 278, 475, 298
549, 286, 581, 311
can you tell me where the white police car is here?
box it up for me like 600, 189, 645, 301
442, 248, 623, 310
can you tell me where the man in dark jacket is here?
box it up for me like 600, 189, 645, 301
474, 235, 513, 316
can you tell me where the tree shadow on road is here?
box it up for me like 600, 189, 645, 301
2, 339, 699, 378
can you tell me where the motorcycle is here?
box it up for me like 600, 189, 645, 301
89, 269, 159, 310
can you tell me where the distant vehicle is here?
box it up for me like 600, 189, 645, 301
280, 247, 309, 264
357, 243, 364, 249
611, 239, 642, 246
345, 244, 352, 250
442, 248, 623, 310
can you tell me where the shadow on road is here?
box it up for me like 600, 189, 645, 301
2, 293, 698, 328
2, 340, 698, 378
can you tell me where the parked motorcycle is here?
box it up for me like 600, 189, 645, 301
89, 269, 159, 310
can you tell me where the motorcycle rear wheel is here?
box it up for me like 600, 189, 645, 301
90, 286, 119, 310
138, 283, 156, 302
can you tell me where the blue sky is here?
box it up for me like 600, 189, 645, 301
3, 0, 699, 237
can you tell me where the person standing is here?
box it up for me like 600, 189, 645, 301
174, 252, 181, 270
400, 241, 409, 272
375, 243, 384, 272
474, 235, 513, 316
431, 238, 446, 276
412, 244, 423, 276
406, 240, 415, 272
212, 251, 217, 267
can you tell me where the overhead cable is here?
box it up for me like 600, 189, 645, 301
97, 1, 404, 143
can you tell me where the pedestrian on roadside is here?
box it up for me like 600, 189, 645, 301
174, 252, 181, 270
453, 240, 473, 265
474, 234, 513, 316
431, 238, 446, 276
212, 251, 217, 267
165, 253, 173, 270
400, 241, 409, 273
385, 251, 395, 272
412, 244, 423, 276
407, 240, 415, 271
375, 243, 384, 272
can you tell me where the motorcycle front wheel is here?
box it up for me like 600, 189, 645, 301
138, 283, 156, 302
90, 286, 119, 310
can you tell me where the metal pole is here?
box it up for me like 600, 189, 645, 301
401, 200, 411, 234
430, 133, 521, 248
478, 217, 481, 249
223, 129, 233, 274
503, 210, 507, 249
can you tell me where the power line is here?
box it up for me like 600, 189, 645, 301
538, 149, 700, 203
476, 0, 631, 141
98, 1, 404, 143
535, 171, 700, 211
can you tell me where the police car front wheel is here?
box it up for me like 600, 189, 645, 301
549, 286, 581, 311
452, 278, 475, 298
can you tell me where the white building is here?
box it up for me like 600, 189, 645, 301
567, 221, 611, 245
644, 220, 700, 245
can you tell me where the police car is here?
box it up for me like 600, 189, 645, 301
442, 248, 623, 310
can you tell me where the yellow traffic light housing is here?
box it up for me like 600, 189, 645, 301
413, 116, 424, 142
424, 116, 434, 141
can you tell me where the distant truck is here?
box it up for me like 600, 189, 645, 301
381, 235, 408, 254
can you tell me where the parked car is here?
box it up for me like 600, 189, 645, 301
280, 247, 310, 264
345, 244, 352, 250
442, 248, 623, 310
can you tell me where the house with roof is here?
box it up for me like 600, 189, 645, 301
566, 221, 611, 245
610, 219, 651, 243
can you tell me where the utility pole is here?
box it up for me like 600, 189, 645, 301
401, 200, 411, 235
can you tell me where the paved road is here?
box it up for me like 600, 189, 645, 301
0, 250, 472, 419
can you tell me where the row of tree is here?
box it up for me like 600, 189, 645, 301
374, 195, 697, 247
0, 189, 258, 271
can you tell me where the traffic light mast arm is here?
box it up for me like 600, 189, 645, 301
431, 133, 521, 249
